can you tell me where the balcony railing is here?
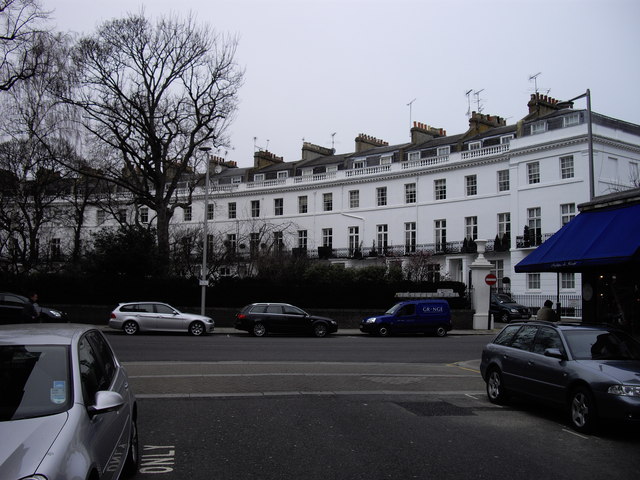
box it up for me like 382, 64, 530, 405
461, 143, 509, 160
401, 154, 449, 170
516, 232, 554, 248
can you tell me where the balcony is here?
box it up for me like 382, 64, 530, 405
516, 232, 554, 248
461, 143, 509, 160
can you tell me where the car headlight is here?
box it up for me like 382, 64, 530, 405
365, 318, 377, 324
49, 310, 62, 317
608, 385, 640, 397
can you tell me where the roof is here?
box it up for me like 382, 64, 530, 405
0, 323, 97, 345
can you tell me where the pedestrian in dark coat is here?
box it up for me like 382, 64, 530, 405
21, 292, 40, 323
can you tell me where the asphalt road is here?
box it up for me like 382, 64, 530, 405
103, 331, 640, 480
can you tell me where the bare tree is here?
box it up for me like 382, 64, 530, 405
65, 11, 243, 268
0, 0, 51, 91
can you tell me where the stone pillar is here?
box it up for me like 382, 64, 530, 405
470, 239, 494, 330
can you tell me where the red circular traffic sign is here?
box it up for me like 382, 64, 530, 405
485, 273, 497, 286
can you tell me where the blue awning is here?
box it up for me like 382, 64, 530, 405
515, 203, 640, 273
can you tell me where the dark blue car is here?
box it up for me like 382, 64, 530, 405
360, 300, 451, 337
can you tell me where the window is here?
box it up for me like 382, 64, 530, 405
630, 162, 639, 185
250, 233, 260, 253
118, 209, 127, 223
608, 156, 619, 177
405, 183, 416, 204
497, 170, 510, 192
465, 216, 477, 240
274, 198, 283, 216
563, 113, 580, 127
326, 165, 338, 173
376, 187, 387, 206
251, 200, 260, 217
348, 226, 360, 256
527, 273, 541, 290
349, 190, 359, 209
226, 233, 237, 252
560, 155, 574, 179
527, 207, 542, 245
530, 121, 546, 135
206, 234, 214, 256
253, 173, 265, 182
277, 170, 289, 179
405, 222, 416, 253
183, 206, 192, 221
500, 135, 513, 145
302, 168, 313, 177
469, 141, 481, 150
561, 203, 576, 225
497, 212, 511, 239
377, 224, 388, 253
51, 238, 61, 260
323, 193, 333, 211
511, 325, 538, 351
207, 204, 214, 221
297, 230, 308, 250
490, 260, 504, 288
298, 196, 308, 214
435, 179, 446, 200
353, 160, 365, 169
232, 176, 242, 184
228, 202, 236, 219
527, 162, 540, 184
274, 231, 284, 250
532, 328, 563, 355
561, 272, 576, 289
381, 155, 392, 165
322, 228, 333, 248
465, 175, 477, 196
437, 146, 450, 156
408, 151, 420, 162
96, 210, 105, 224
435, 219, 446, 252
140, 207, 149, 224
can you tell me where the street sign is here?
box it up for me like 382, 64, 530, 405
485, 273, 497, 286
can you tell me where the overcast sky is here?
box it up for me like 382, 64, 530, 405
47, 0, 640, 168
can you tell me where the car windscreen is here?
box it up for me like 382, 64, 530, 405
385, 303, 402, 315
563, 330, 640, 361
0, 345, 72, 421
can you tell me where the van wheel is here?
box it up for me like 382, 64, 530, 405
378, 325, 390, 337
435, 326, 447, 337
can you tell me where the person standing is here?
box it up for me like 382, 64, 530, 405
21, 292, 40, 323
536, 299, 557, 322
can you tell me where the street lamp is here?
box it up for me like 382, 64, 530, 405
199, 147, 212, 316
557, 89, 594, 200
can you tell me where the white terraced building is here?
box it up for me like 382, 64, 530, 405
97, 93, 640, 313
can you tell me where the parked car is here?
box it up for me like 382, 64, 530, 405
235, 303, 338, 337
480, 321, 640, 433
109, 301, 214, 336
360, 299, 452, 337
490, 293, 531, 323
0, 291, 68, 324
0, 323, 138, 479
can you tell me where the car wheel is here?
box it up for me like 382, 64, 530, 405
378, 325, 390, 337
500, 312, 510, 323
486, 367, 508, 404
313, 323, 328, 337
252, 322, 267, 337
123, 416, 139, 477
123, 321, 139, 335
435, 326, 447, 337
189, 321, 205, 336
569, 386, 598, 434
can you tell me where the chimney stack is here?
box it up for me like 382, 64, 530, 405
467, 112, 507, 136
301, 142, 334, 161
355, 134, 388, 153
526, 93, 562, 119
253, 150, 283, 169
410, 121, 447, 144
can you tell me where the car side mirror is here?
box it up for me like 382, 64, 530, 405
544, 348, 566, 360
88, 390, 125, 416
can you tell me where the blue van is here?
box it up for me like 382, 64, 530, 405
360, 300, 452, 337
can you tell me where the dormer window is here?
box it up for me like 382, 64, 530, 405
253, 173, 265, 182
500, 135, 514, 145
563, 113, 580, 127
302, 168, 313, 176
277, 171, 288, 179
469, 141, 481, 150
232, 176, 242, 184
380, 155, 392, 165
353, 160, 365, 169
530, 121, 547, 135
407, 151, 420, 162
326, 165, 338, 173
437, 146, 450, 156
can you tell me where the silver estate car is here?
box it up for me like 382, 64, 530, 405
109, 301, 215, 336
481, 321, 640, 433
0, 324, 138, 480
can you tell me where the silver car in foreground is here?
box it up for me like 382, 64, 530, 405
109, 301, 215, 336
0, 324, 138, 480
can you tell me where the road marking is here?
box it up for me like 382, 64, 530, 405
562, 428, 589, 440
134, 390, 485, 399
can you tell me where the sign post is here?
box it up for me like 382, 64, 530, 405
485, 273, 497, 329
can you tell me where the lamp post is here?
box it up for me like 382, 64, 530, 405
199, 147, 212, 316
558, 89, 594, 200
